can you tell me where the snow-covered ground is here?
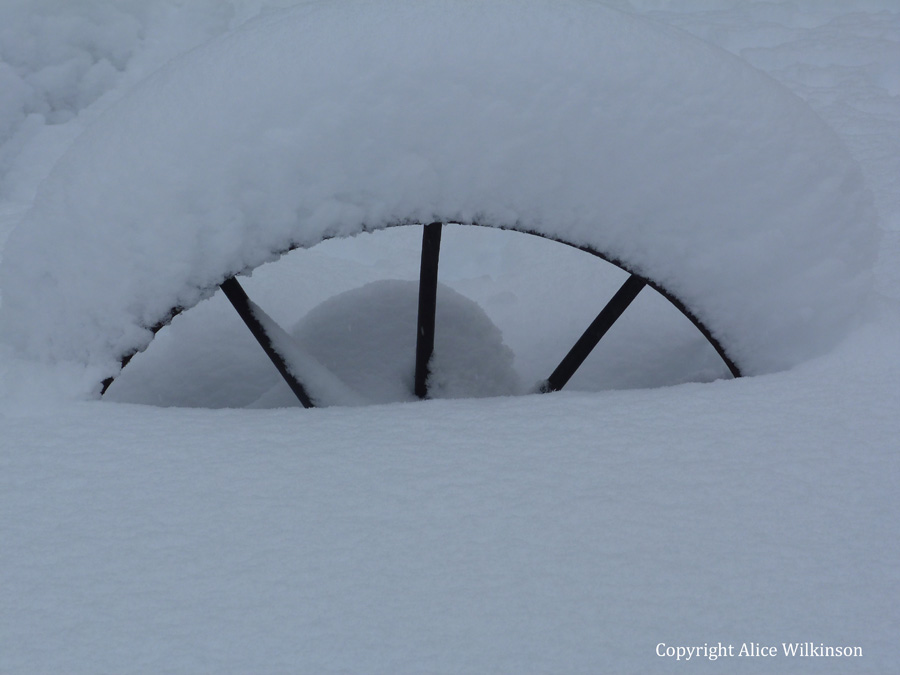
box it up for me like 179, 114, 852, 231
1, 1, 898, 672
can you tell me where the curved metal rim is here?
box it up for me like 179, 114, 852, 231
100, 220, 742, 396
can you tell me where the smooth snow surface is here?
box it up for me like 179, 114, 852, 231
0, 0, 879, 388
1, 1, 898, 673
3, 329, 900, 673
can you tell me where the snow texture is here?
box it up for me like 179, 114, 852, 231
0, 0, 879, 390
244, 293, 369, 408
0, 0, 304, 202
285, 279, 521, 404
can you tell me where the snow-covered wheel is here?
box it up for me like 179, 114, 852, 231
0, 0, 876, 405
171, 221, 743, 408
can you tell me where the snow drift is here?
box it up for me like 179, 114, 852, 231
0, 0, 878, 390
249, 280, 521, 407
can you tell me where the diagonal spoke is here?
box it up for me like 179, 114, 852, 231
414, 222, 443, 399
220, 276, 315, 408
541, 274, 647, 393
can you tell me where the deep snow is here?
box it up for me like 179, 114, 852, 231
1, 1, 898, 673
0, 0, 878, 380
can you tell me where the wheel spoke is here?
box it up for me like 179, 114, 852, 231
220, 276, 315, 408
541, 274, 646, 393
414, 222, 443, 399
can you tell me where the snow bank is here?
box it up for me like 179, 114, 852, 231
244, 279, 522, 407
287, 280, 521, 404
0, 0, 307, 201
0, 0, 878, 389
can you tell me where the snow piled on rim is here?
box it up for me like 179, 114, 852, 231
0, 0, 878, 387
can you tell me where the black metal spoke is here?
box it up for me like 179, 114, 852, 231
414, 222, 443, 399
541, 274, 647, 393
220, 276, 315, 408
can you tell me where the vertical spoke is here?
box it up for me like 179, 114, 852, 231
415, 222, 443, 399
220, 276, 315, 408
541, 274, 646, 393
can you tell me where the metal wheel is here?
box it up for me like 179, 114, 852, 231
101, 221, 740, 406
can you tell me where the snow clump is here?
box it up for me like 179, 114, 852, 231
251, 280, 521, 407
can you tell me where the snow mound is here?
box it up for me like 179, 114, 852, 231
253, 280, 521, 407
0, 0, 878, 391
0, 0, 285, 199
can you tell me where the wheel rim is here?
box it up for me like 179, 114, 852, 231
100, 220, 741, 405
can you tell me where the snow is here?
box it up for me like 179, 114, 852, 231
0, 0, 880, 386
1, 1, 899, 673
289, 280, 520, 404
227, 279, 521, 408
242, 291, 369, 408
4, 328, 899, 672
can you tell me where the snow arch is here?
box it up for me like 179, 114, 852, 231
0, 0, 877, 392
